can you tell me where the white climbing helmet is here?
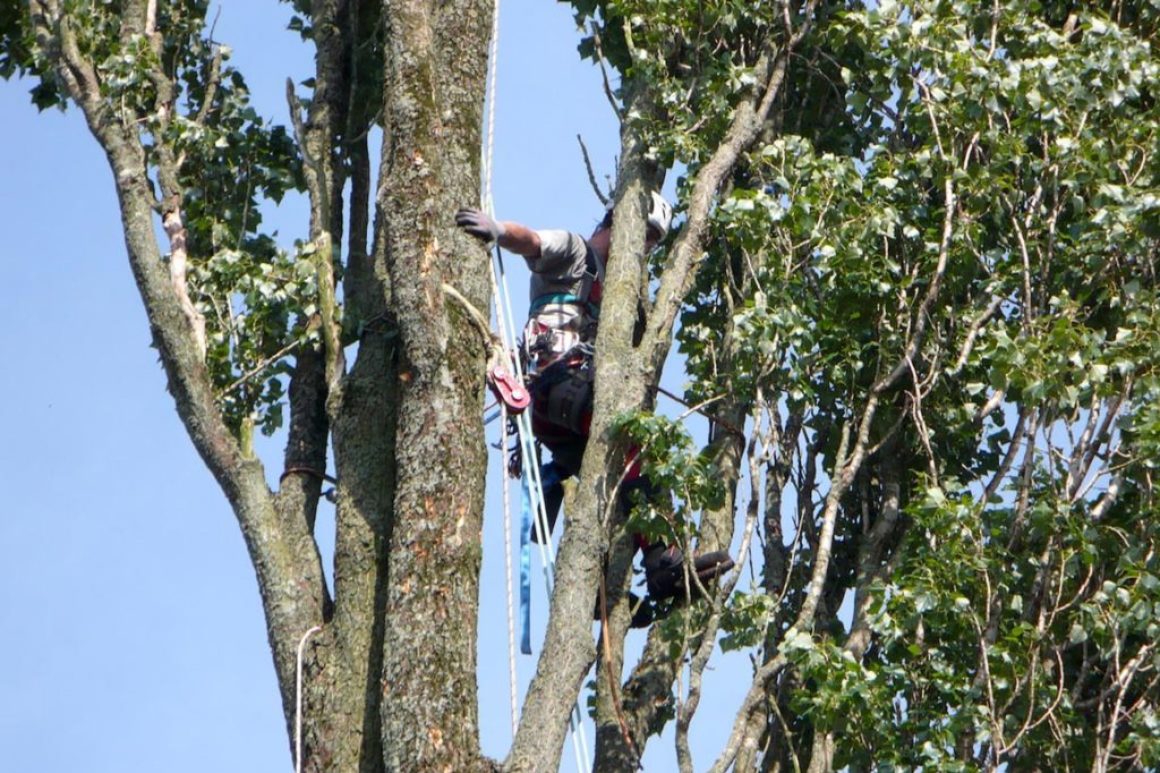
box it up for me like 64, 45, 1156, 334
647, 191, 673, 237
603, 191, 673, 237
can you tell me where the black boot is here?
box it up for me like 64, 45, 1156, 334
593, 591, 654, 629
531, 478, 564, 544
642, 544, 735, 602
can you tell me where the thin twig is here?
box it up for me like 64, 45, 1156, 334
578, 134, 610, 206
225, 337, 306, 394
654, 385, 745, 437
950, 293, 1004, 376
597, 575, 642, 767
193, 46, 223, 127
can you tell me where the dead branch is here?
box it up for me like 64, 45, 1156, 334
578, 134, 611, 206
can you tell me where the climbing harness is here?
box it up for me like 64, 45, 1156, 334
529, 346, 595, 437
521, 303, 597, 378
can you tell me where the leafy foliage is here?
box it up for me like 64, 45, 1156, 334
570, 0, 798, 167
614, 411, 726, 544
580, 0, 1160, 768
8, 0, 1160, 768
9, 1, 310, 439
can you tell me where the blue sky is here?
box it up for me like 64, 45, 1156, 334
0, 2, 752, 769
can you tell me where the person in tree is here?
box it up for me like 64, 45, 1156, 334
456, 195, 734, 621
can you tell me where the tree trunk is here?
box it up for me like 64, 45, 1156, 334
28, 0, 495, 768
375, 0, 493, 768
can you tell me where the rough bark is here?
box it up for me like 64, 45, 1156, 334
375, 0, 493, 768
29, 3, 331, 754
28, 0, 494, 769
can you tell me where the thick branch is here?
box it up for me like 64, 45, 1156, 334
643, 1, 820, 381
508, 121, 661, 770
33, 0, 327, 748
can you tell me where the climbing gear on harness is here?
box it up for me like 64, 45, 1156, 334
505, 415, 524, 478
642, 544, 735, 603
521, 304, 597, 376
523, 235, 603, 377
529, 347, 595, 436
487, 359, 530, 414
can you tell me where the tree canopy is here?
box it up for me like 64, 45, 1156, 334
4, 0, 1159, 770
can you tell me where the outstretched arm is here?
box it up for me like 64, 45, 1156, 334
495, 220, 541, 258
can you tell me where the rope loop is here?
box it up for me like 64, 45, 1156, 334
295, 625, 323, 773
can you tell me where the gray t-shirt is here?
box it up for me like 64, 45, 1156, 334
526, 229, 604, 308
519, 230, 604, 373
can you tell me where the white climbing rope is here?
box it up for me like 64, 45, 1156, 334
481, 0, 522, 748
295, 625, 323, 773
482, 0, 502, 216
501, 402, 520, 738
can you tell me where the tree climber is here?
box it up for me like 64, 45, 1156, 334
456, 195, 734, 618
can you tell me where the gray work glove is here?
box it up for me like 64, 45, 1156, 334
455, 208, 505, 243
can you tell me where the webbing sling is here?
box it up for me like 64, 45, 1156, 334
519, 461, 562, 654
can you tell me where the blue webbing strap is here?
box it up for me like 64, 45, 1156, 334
520, 461, 562, 654
519, 472, 533, 654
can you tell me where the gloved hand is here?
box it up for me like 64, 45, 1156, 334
455, 208, 505, 243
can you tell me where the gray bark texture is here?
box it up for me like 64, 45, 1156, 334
28, 0, 496, 769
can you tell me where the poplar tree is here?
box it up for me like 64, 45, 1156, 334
4, 1, 1159, 770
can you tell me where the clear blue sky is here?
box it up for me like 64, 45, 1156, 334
0, 2, 751, 769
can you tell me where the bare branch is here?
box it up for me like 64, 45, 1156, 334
796, 418, 853, 634
708, 654, 789, 773
1011, 214, 1036, 328
875, 174, 957, 394
137, 2, 209, 361
587, 21, 623, 121
975, 387, 1007, 423
144, 0, 157, 35
193, 45, 224, 128
32, 3, 107, 126
675, 399, 770, 769
1090, 475, 1125, 522
224, 323, 319, 396
596, 577, 643, 767
950, 293, 1004, 376
161, 201, 209, 358
578, 134, 611, 206
907, 355, 940, 487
